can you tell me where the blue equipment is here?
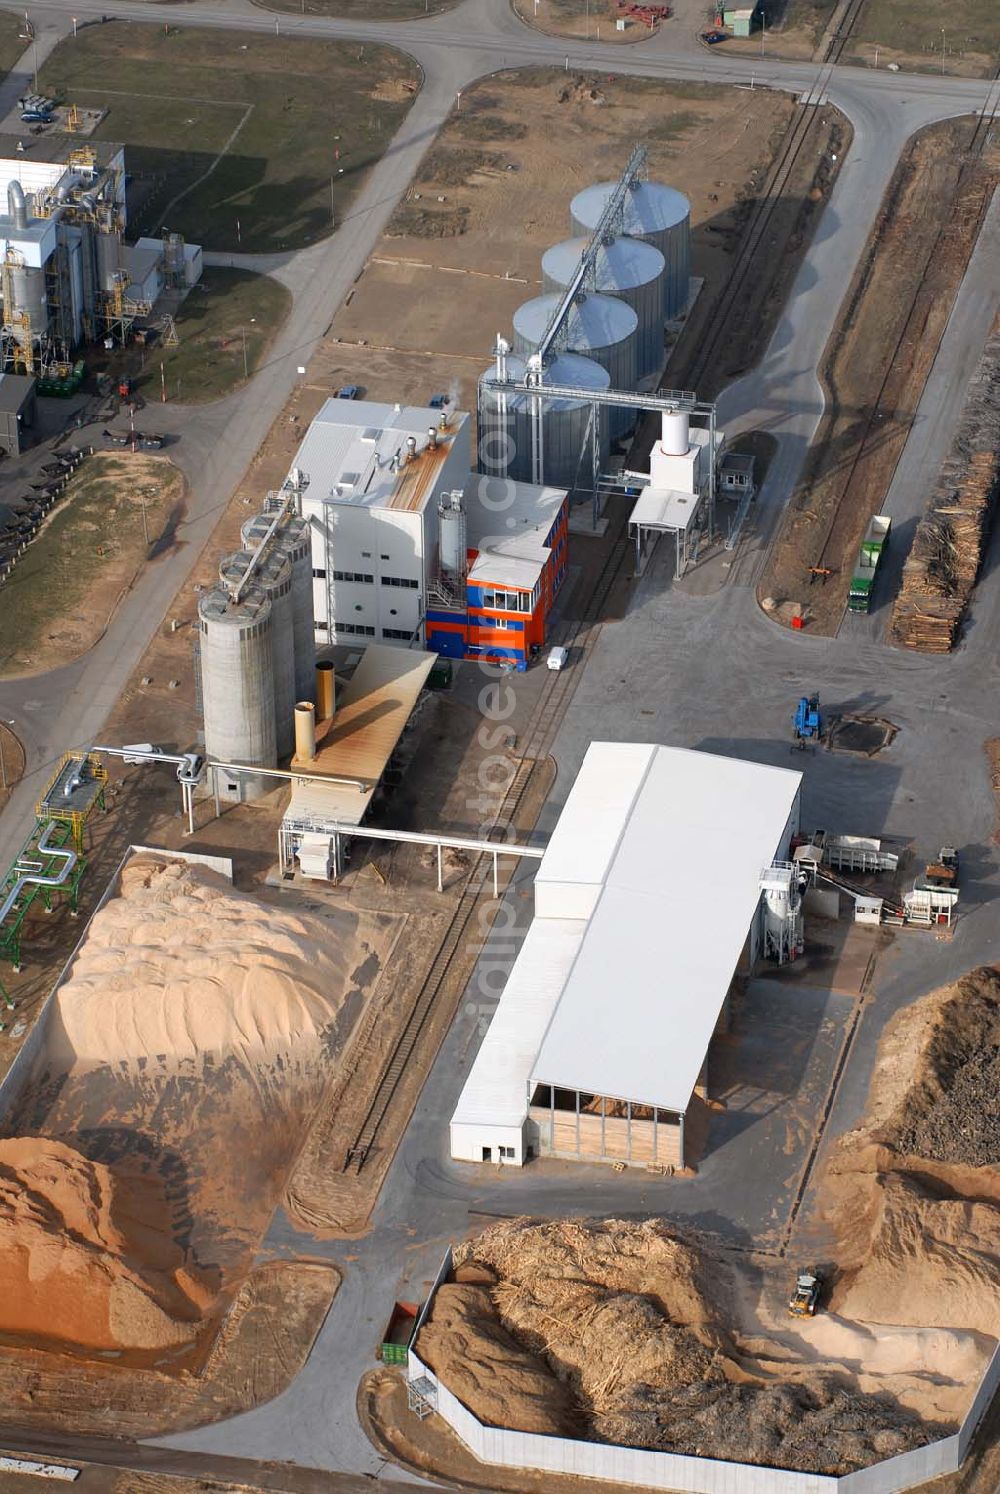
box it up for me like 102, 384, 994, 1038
793, 694, 822, 749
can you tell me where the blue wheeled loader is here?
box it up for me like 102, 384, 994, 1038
793, 694, 822, 751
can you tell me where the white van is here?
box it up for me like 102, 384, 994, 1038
546, 646, 568, 672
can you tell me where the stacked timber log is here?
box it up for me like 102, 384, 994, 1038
891, 314, 1000, 652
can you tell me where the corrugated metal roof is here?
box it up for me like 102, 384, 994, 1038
286, 643, 435, 825
451, 918, 586, 1129
290, 399, 467, 512
543, 234, 665, 293
463, 475, 566, 550
513, 291, 638, 352
629, 486, 700, 534
530, 744, 801, 1114
572, 180, 691, 235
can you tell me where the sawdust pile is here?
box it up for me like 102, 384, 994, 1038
823, 966, 1000, 1337
417, 1218, 939, 1474
0, 1137, 211, 1354
50, 855, 349, 1070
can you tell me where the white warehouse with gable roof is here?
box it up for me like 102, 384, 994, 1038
450, 742, 802, 1170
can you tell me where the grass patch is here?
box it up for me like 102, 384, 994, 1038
855, 0, 999, 66
0, 454, 183, 676
0, 9, 26, 75
38, 22, 419, 254
146, 267, 290, 404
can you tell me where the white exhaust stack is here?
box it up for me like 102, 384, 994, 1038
661, 409, 689, 455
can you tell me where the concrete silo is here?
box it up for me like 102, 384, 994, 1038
198, 587, 276, 800
241, 511, 315, 705
542, 235, 665, 380
570, 180, 691, 320
220, 548, 295, 758
512, 291, 638, 438
478, 346, 611, 491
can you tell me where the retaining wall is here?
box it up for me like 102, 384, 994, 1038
407, 1250, 1000, 1494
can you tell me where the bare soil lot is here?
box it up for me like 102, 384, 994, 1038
0, 453, 186, 678
513, 0, 661, 42
759, 115, 1000, 633
314, 68, 820, 421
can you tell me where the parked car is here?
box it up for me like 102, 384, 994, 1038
428, 392, 447, 410
336, 385, 361, 400
701, 29, 728, 43
547, 645, 568, 672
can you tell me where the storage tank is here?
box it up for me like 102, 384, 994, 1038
478, 348, 611, 491
198, 586, 276, 799
220, 548, 295, 758
542, 235, 665, 380
438, 490, 467, 590
6, 262, 47, 346
512, 292, 638, 438
242, 511, 314, 704
570, 180, 691, 320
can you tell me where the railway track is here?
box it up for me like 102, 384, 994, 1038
342, 511, 634, 1174
685, 0, 868, 396
812, 74, 1000, 579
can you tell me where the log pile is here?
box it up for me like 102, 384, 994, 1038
891, 314, 1000, 652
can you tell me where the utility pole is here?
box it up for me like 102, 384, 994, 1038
940, 27, 946, 73
760, 8, 766, 56
139, 487, 149, 546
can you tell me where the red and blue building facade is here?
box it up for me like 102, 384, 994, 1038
426, 498, 569, 671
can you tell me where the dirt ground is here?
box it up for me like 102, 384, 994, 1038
0, 724, 23, 814
319, 68, 805, 422
0, 452, 186, 678
759, 115, 1000, 633
512, 0, 663, 43
0, 1259, 337, 1439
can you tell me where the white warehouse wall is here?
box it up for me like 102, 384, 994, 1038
449, 1122, 525, 1166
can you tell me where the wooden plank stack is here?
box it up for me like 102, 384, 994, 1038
891, 315, 1000, 652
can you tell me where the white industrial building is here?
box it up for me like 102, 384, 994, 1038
288, 398, 569, 657
627, 408, 719, 576
0, 136, 202, 370
450, 742, 802, 1170
291, 399, 473, 646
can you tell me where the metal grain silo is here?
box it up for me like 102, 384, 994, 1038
542, 235, 665, 380
241, 511, 314, 706
198, 586, 276, 799
479, 347, 611, 491
220, 549, 295, 758
570, 180, 691, 320
512, 292, 638, 439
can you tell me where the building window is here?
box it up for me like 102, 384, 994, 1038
380, 553, 390, 561
482, 588, 528, 613
337, 622, 375, 637
380, 575, 419, 589
332, 570, 373, 584
316, 621, 329, 632
499, 1145, 515, 1160
312, 567, 326, 579
382, 627, 414, 640
361, 550, 372, 558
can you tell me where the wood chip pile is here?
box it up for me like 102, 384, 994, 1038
891, 313, 1000, 651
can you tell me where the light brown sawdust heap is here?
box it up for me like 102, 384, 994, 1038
833, 1169, 1000, 1336
0, 1137, 211, 1354
823, 965, 1000, 1339
424, 1218, 938, 1474
415, 1283, 581, 1436
52, 856, 348, 1069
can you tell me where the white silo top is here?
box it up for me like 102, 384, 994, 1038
482, 349, 611, 410
513, 291, 637, 353
542, 234, 665, 294
571, 180, 690, 237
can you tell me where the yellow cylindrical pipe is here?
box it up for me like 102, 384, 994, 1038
294, 701, 316, 762
315, 661, 335, 724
